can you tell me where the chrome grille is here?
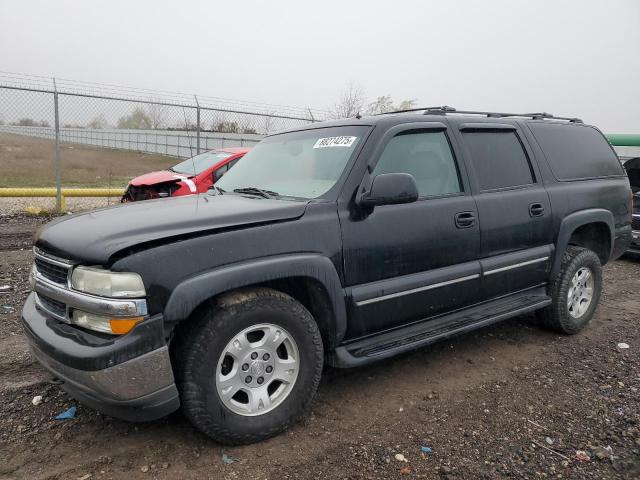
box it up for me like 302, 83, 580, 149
32, 248, 73, 321
34, 256, 69, 285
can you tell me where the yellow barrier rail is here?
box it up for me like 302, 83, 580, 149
0, 188, 124, 211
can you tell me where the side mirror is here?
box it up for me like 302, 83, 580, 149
359, 172, 419, 208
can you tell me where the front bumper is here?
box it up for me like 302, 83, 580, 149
22, 293, 180, 421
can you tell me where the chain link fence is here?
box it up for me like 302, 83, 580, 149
0, 72, 326, 214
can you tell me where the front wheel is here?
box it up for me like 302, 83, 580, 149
537, 246, 602, 334
173, 288, 324, 444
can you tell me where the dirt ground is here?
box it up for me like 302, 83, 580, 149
0, 133, 175, 188
1, 214, 639, 480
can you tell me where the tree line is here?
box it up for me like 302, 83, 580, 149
329, 83, 417, 119
4, 108, 259, 134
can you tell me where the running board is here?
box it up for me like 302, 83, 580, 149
329, 288, 551, 368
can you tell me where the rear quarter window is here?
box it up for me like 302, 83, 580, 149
529, 123, 624, 180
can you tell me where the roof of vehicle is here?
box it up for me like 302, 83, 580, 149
216, 147, 251, 155
274, 106, 588, 135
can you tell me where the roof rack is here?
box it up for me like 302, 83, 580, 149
378, 105, 583, 123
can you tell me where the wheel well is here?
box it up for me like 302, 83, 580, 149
173, 277, 337, 352
260, 277, 336, 350
567, 222, 611, 264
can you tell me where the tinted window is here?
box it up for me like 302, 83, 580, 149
213, 163, 228, 180
529, 123, 624, 180
373, 131, 461, 197
462, 131, 533, 190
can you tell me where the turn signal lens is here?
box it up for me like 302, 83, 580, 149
109, 317, 144, 335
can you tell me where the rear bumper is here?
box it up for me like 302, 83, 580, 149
22, 294, 180, 421
612, 224, 634, 260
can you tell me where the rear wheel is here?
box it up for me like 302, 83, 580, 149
173, 288, 323, 444
538, 246, 602, 334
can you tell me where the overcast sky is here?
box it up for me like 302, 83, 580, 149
1, 0, 639, 132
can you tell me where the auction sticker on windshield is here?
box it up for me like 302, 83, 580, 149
313, 136, 358, 148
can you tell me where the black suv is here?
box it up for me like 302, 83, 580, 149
23, 107, 633, 444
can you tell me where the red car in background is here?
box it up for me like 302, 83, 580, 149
122, 147, 250, 202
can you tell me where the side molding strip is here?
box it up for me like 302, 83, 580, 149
484, 256, 549, 276
355, 274, 480, 307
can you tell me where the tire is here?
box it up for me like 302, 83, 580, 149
172, 287, 324, 445
537, 246, 602, 334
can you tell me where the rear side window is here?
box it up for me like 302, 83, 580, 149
462, 131, 534, 190
529, 123, 624, 180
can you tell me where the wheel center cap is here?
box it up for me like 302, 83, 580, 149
249, 361, 264, 376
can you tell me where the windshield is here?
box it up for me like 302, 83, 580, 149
171, 151, 232, 175
215, 126, 368, 199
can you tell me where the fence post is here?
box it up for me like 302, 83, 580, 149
53, 78, 62, 212
194, 95, 201, 155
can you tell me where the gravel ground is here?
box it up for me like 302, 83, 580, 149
0, 214, 639, 480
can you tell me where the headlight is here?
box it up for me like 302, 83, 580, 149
71, 266, 145, 298
71, 310, 144, 335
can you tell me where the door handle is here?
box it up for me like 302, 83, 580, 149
455, 211, 476, 228
529, 203, 545, 217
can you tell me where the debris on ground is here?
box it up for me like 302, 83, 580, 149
544, 436, 553, 445
420, 446, 432, 453
31, 395, 42, 406
617, 342, 630, 349
394, 453, 407, 462
222, 453, 238, 465
591, 445, 614, 461
0, 285, 11, 291
575, 450, 592, 462
24, 206, 43, 216
55, 406, 76, 420
400, 465, 412, 475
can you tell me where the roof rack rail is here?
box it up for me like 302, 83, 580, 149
378, 105, 583, 123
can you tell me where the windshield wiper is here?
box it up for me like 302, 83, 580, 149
233, 187, 279, 199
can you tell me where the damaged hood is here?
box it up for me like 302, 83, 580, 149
128, 170, 188, 186
36, 194, 309, 264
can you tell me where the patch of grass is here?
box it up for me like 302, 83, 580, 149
0, 133, 177, 188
